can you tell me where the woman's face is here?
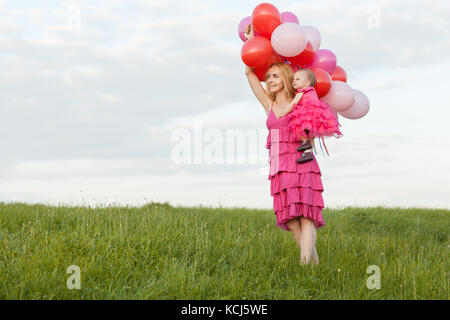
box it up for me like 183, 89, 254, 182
266, 66, 284, 93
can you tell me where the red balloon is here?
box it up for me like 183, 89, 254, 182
330, 65, 347, 82
287, 41, 315, 68
254, 65, 269, 81
310, 67, 332, 98
267, 51, 283, 64
252, 3, 281, 39
288, 63, 299, 73
241, 36, 273, 68
253, 52, 283, 81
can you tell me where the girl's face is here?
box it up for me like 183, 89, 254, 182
266, 66, 284, 93
292, 71, 309, 90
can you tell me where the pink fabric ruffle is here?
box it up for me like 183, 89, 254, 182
268, 141, 300, 158
265, 127, 298, 149
287, 86, 343, 139
273, 186, 324, 209
275, 202, 325, 231
270, 171, 323, 195
268, 151, 321, 179
266, 125, 325, 231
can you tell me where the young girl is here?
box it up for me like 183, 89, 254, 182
287, 69, 343, 163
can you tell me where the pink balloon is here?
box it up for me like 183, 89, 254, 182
307, 49, 337, 74
238, 16, 252, 42
301, 26, 321, 51
281, 11, 299, 24
271, 23, 306, 57
339, 89, 370, 119
321, 81, 355, 112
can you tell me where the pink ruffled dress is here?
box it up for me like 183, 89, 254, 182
266, 108, 325, 231
288, 86, 343, 140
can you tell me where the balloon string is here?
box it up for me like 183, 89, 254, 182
318, 137, 325, 157
311, 137, 317, 154
322, 137, 330, 156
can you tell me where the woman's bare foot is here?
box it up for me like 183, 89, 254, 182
312, 247, 319, 266
299, 253, 319, 266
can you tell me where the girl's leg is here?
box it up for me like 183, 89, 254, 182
299, 216, 317, 265
297, 137, 311, 151
286, 217, 302, 249
297, 131, 314, 164
303, 137, 314, 154
297, 129, 312, 151
309, 138, 317, 154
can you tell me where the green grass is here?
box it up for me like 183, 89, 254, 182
0, 201, 448, 299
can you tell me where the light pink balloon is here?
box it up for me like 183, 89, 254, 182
301, 26, 321, 51
339, 89, 370, 119
321, 81, 355, 112
238, 16, 252, 42
271, 23, 307, 57
307, 49, 337, 74
330, 108, 339, 120
281, 11, 299, 24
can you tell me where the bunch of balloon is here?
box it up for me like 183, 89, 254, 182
239, 3, 284, 81
238, 2, 370, 120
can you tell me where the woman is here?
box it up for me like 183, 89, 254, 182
245, 62, 325, 266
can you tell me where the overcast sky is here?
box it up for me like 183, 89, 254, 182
0, 0, 449, 210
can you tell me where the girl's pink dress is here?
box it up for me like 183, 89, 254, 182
266, 108, 325, 231
288, 86, 343, 140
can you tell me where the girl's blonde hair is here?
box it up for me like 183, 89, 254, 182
264, 62, 296, 101
297, 68, 317, 87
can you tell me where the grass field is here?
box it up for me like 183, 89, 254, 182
0, 201, 448, 299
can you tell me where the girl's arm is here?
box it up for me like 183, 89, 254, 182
289, 92, 303, 108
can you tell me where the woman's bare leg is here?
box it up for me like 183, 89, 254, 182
310, 219, 319, 265
312, 238, 319, 265
286, 217, 302, 249
299, 217, 317, 265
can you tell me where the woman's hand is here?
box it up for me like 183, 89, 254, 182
244, 24, 254, 40
245, 64, 253, 76
244, 24, 251, 34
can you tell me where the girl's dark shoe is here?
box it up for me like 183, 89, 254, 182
297, 151, 313, 164
297, 140, 312, 152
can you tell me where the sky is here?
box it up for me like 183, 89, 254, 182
0, 0, 449, 210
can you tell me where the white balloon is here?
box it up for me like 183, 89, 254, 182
271, 23, 307, 57
339, 89, 370, 119
301, 26, 321, 51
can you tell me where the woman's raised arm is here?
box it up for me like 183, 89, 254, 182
245, 65, 272, 114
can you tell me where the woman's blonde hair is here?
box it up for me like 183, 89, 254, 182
264, 62, 296, 101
